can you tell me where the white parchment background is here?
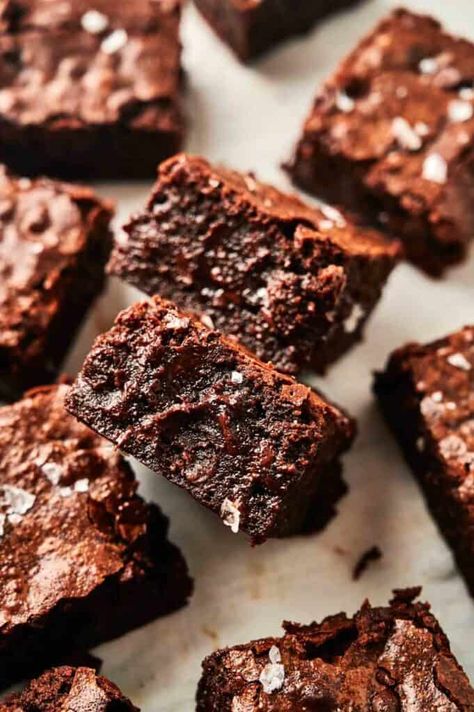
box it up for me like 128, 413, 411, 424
64, 0, 474, 708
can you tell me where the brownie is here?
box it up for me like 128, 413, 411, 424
193, 0, 362, 62
0, 0, 183, 179
0, 384, 192, 690
110, 154, 400, 375
66, 297, 355, 543
0, 167, 113, 401
196, 588, 474, 710
374, 326, 474, 597
289, 9, 474, 276
1, 666, 138, 711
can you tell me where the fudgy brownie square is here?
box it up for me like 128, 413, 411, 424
197, 588, 474, 710
193, 0, 362, 62
109, 154, 400, 375
289, 9, 474, 276
0, 384, 192, 690
2, 666, 139, 711
66, 297, 355, 543
0, 167, 113, 401
0, 0, 183, 179
374, 326, 474, 597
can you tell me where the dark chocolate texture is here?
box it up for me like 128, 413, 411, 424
66, 297, 355, 543
196, 588, 474, 710
0, 0, 183, 179
374, 326, 474, 597
289, 9, 474, 276
0, 384, 192, 690
110, 154, 400, 375
0, 166, 113, 401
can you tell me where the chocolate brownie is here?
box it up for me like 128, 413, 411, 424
0, 167, 113, 401
374, 326, 474, 597
196, 588, 474, 710
66, 297, 355, 543
0, 0, 183, 179
289, 9, 474, 276
0, 384, 192, 690
1, 666, 138, 711
193, 0, 362, 62
110, 154, 400, 375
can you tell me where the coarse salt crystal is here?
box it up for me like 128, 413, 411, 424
321, 204, 346, 227
415, 122, 430, 137
419, 57, 438, 75
447, 352, 471, 371
74, 478, 89, 493
201, 314, 215, 330
221, 498, 241, 534
422, 154, 447, 184
344, 303, 365, 334
41, 462, 62, 486
81, 9, 109, 34
448, 100, 473, 123
459, 87, 474, 101
392, 117, 422, 151
259, 646, 285, 694
1, 485, 36, 515
319, 219, 334, 231
231, 371, 243, 384
101, 28, 128, 54
335, 92, 355, 113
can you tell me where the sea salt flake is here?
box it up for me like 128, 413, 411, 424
422, 154, 447, 184
335, 91, 355, 113
74, 478, 89, 493
415, 122, 430, 137
319, 219, 334, 231
448, 100, 474, 123
259, 646, 285, 694
439, 434, 467, 460
419, 57, 438, 75
344, 303, 365, 333
101, 28, 128, 54
59, 486, 74, 498
321, 204, 346, 227
392, 117, 422, 151
208, 178, 220, 189
420, 394, 444, 419
1, 485, 36, 516
41, 462, 62, 486
459, 87, 474, 101
201, 314, 214, 330
81, 9, 109, 34
231, 371, 243, 385
447, 352, 471, 371
221, 498, 241, 534
0, 513, 5, 538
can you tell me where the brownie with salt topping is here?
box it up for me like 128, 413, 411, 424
66, 296, 355, 543
0, 0, 183, 178
374, 326, 474, 596
0, 383, 192, 690
0, 167, 113, 401
289, 9, 474, 276
197, 588, 474, 710
193, 0, 362, 62
2, 666, 139, 711
109, 154, 400, 375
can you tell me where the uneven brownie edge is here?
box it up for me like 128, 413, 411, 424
110, 153, 400, 375
193, 0, 362, 62
1, 666, 139, 711
0, 384, 192, 690
196, 588, 474, 711
288, 9, 474, 277
0, 1, 183, 179
0, 170, 114, 402
66, 296, 355, 543
374, 326, 474, 597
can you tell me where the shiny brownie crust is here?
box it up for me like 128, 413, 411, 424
374, 326, 474, 596
2, 666, 139, 711
0, 167, 113, 401
66, 297, 355, 543
0, 0, 183, 179
0, 384, 192, 690
193, 0, 361, 62
110, 154, 400, 375
289, 9, 474, 276
196, 588, 474, 711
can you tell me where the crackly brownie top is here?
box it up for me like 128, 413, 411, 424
1, 665, 138, 711
198, 589, 474, 711
0, 384, 160, 635
301, 9, 474, 204
382, 326, 474, 504
0, 0, 181, 126
0, 167, 112, 356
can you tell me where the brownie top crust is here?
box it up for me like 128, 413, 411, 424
0, 383, 168, 634
291, 9, 474, 271
0, 0, 181, 127
197, 589, 474, 711
0, 167, 113, 360
1, 665, 139, 711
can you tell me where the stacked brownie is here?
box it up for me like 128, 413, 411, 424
290, 9, 474, 276
0, 0, 183, 178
